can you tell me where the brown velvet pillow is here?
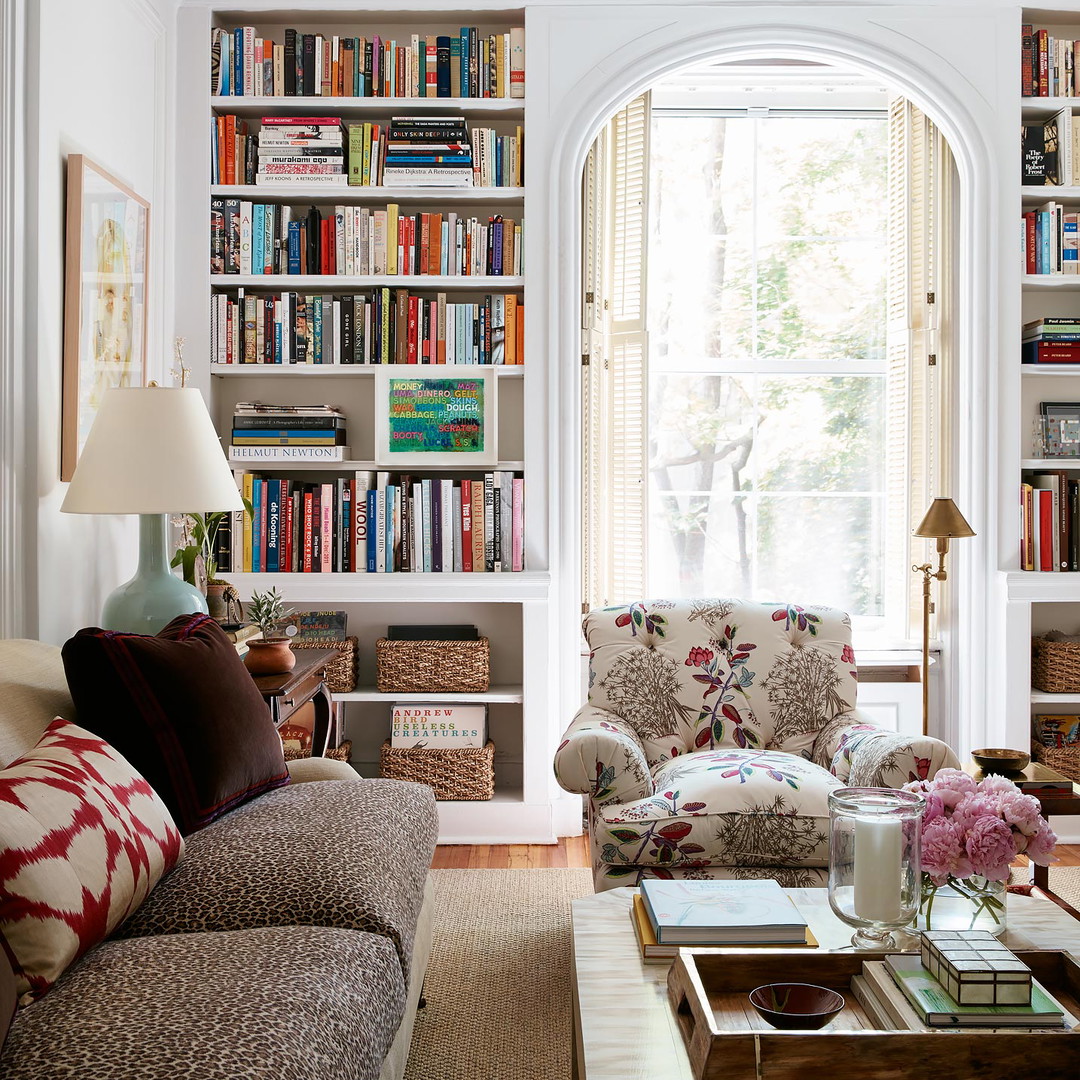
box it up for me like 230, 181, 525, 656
61, 614, 289, 834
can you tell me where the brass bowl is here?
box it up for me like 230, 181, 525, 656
748, 983, 845, 1030
971, 748, 1030, 775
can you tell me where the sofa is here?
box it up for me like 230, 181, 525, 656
555, 599, 961, 891
0, 635, 438, 1080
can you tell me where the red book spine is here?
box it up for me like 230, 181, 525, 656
461, 479, 473, 572
320, 218, 330, 275
1039, 488, 1054, 570
303, 490, 314, 572
407, 296, 419, 362
1038, 29, 1050, 96
420, 213, 430, 275
1026, 211, 1037, 274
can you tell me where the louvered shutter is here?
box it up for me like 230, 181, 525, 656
885, 98, 949, 638
582, 94, 651, 609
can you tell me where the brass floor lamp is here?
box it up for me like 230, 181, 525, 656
912, 498, 975, 736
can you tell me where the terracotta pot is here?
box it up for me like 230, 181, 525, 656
243, 638, 295, 675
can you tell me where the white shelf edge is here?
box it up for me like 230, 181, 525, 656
1023, 185, 1080, 198
211, 95, 524, 114
226, 457, 525, 471
1021, 458, 1080, 467
1005, 570, 1080, 600
227, 571, 550, 602
210, 274, 523, 288
1021, 275, 1080, 288
334, 685, 523, 703
211, 362, 523, 376
1030, 691, 1080, 704
211, 184, 523, 201
1022, 364, 1080, 374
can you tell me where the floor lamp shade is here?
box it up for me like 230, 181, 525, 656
61, 387, 243, 634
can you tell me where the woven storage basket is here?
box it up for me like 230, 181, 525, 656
290, 637, 358, 693
283, 740, 353, 764
379, 740, 495, 800
1032, 742, 1080, 783
375, 638, 490, 693
1032, 637, 1080, 693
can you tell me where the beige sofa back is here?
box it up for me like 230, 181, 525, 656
0, 639, 74, 767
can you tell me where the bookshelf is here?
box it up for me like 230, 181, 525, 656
1016, 13, 1080, 761
177, 5, 555, 843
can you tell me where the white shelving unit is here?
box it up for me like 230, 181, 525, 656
176, 5, 561, 844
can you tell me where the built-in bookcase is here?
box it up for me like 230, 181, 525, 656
176, 5, 558, 844
1013, 13, 1080, 752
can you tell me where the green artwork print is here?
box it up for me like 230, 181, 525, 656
388, 377, 485, 454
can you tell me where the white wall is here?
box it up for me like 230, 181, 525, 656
24, 0, 175, 644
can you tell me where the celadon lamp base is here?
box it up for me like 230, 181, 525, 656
101, 514, 208, 634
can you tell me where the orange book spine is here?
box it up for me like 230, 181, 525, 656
516, 300, 524, 364
505, 294, 517, 364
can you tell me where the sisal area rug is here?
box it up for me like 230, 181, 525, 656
404, 868, 594, 1080
1010, 864, 1080, 912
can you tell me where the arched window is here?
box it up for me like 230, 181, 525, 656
583, 62, 952, 649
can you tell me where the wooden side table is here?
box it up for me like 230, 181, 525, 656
249, 646, 341, 757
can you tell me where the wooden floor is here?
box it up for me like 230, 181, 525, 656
433, 837, 1080, 870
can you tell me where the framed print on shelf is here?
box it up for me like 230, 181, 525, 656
61, 154, 150, 481
1039, 401, 1080, 458
375, 366, 497, 466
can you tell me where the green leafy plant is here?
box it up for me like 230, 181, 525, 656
246, 586, 293, 640
171, 500, 252, 586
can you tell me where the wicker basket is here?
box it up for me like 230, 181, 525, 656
1032, 637, 1080, 693
283, 740, 353, 764
379, 740, 495, 800
1032, 741, 1080, 783
290, 637, 358, 693
375, 638, 490, 693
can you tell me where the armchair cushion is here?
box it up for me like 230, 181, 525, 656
553, 706, 653, 805
594, 749, 840, 873
812, 712, 961, 787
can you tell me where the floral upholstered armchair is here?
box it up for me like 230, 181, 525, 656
554, 599, 960, 892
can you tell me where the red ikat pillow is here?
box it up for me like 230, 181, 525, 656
0, 718, 184, 1003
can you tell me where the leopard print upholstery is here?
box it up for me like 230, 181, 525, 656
0, 925, 406, 1080
114, 778, 437, 979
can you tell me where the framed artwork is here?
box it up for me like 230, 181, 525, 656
375, 366, 497, 466
61, 154, 150, 481
1039, 401, 1080, 458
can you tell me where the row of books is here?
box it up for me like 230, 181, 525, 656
1021, 202, 1079, 274
1021, 109, 1078, 186
231, 402, 346, 448
211, 26, 525, 100
853, 953, 1072, 1030
1022, 317, 1080, 364
211, 289, 523, 367
212, 116, 522, 189
1020, 472, 1080, 571
1022, 24, 1080, 98
222, 471, 524, 574
210, 200, 522, 278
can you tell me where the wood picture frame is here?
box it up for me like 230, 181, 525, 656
61, 154, 150, 481
374, 366, 497, 466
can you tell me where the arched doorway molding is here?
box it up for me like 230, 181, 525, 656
539, 14, 999, 775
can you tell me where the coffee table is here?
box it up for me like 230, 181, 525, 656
570, 886, 1080, 1080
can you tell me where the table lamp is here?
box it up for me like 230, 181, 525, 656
912, 497, 975, 736
61, 386, 243, 634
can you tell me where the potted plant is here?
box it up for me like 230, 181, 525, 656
244, 586, 295, 675
171, 511, 239, 623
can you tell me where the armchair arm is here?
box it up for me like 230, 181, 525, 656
812, 710, 961, 788
554, 705, 654, 805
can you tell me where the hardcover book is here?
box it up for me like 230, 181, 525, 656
638, 879, 808, 945
391, 703, 487, 748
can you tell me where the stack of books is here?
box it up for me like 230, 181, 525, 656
852, 952, 1074, 1030
631, 879, 813, 962
229, 402, 348, 463
1022, 318, 1080, 364
383, 116, 473, 188
257, 117, 347, 187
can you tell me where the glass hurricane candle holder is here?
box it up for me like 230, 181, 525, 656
827, 787, 925, 950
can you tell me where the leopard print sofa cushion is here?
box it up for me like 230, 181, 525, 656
0, 924, 405, 1080
114, 778, 437, 979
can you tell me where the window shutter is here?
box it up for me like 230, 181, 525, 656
885, 98, 949, 638
582, 94, 651, 610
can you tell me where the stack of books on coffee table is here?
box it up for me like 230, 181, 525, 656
630, 879, 815, 962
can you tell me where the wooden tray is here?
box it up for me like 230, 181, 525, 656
667, 948, 1080, 1080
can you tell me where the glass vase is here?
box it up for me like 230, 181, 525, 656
916, 875, 1007, 935
828, 787, 925, 950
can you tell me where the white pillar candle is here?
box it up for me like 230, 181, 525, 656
853, 816, 903, 923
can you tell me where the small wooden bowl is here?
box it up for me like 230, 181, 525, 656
748, 982, 845, 1030
971, 748, 1030, 775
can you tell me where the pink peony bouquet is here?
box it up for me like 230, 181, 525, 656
904, 768, 1057, 885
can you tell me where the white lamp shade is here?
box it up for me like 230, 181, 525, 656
61, 387, 243, 514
